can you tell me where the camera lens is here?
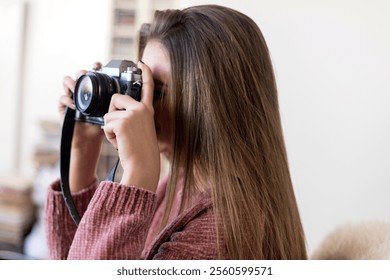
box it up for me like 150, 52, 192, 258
74, 72, 118, 117
75, 76, 93, 112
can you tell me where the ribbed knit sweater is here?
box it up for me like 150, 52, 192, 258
44, 177, 221, 259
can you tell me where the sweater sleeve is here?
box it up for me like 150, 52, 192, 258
45, 180, 156, 260
45, 178, 98, 259
68, 181, 156, 259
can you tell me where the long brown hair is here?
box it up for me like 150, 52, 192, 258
142, 5, 307, 259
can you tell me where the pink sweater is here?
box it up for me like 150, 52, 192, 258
44, 177, 221, 259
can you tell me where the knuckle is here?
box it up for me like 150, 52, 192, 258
103, 112, 113, 125
117, 118, 130, 132
134, 102, 153, 117
111, 93, 121, 102
75, 69, 87, 79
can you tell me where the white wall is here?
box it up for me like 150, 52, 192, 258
1, 0, 112, 177
0, 2, 26, 174
180, 0, 390, 254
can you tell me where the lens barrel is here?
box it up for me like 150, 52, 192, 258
74, 72, 118, 117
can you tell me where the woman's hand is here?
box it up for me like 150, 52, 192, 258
60, 66, 104, 192
103, 62, 160, 192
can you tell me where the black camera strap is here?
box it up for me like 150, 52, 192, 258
60, 107, 119, 226
60, 107, 81, 225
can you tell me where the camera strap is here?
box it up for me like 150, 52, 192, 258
60, 107, 119, 225
60, 107, 81, 225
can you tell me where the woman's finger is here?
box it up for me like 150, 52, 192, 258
102, 121, 118, 150
102, 110, 130, 150
137, 61, 154, 113
108, 93, 137, 113
75, 69, 87, 80
59, 95, 75, 109
92, 62, 102, 70
63, 76, 76, 96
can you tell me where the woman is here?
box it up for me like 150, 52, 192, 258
46, 5, 307, 259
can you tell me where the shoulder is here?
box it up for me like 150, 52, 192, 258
146, 193, 223, 259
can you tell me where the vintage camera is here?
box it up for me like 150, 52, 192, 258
74, 59, 142, 126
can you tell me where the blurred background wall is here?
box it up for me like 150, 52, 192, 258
0, 0, 389, 257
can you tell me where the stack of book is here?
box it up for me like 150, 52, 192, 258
0, 176, 35, 253
33, 119, 61, 167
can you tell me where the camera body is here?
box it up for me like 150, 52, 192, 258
74, 60, 142, 126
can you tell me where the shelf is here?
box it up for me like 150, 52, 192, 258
115, 0, 137, 11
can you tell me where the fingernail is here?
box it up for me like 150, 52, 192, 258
139, 60, 145, 64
